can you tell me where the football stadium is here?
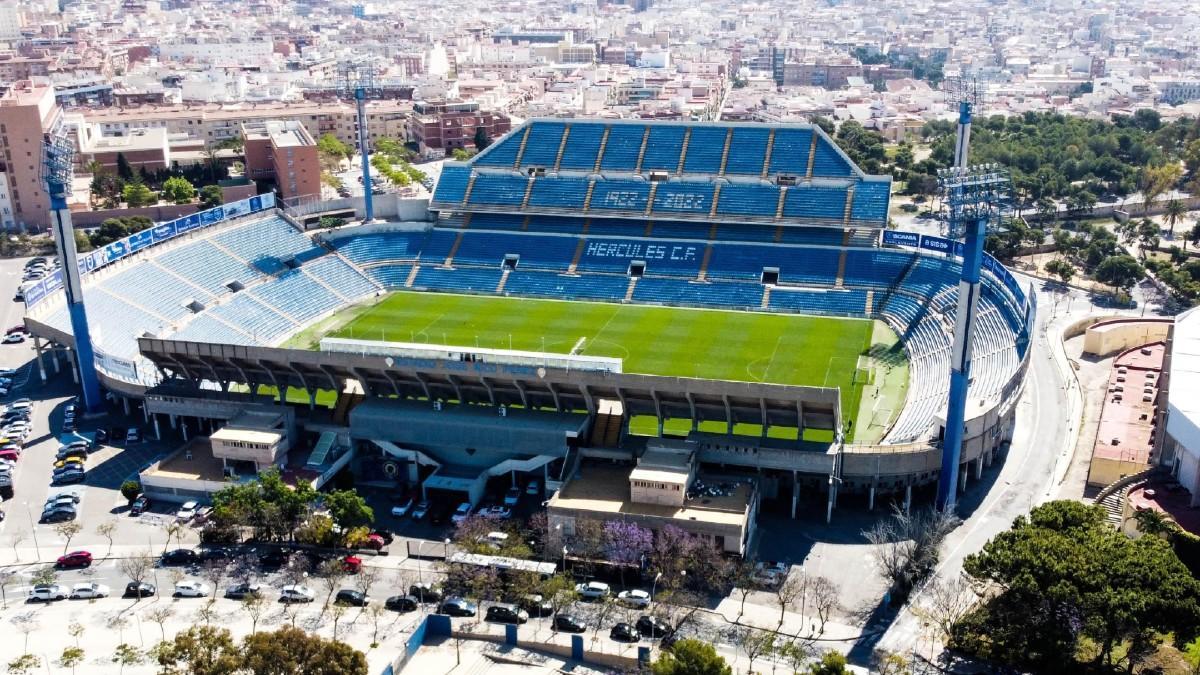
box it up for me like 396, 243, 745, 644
23, 119, 1033, 533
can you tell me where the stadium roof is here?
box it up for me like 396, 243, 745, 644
431, 118, 891, 229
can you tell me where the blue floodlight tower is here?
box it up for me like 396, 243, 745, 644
935, 76, 1012, 511
338, 62, 381, 223
44, 133, 103, 412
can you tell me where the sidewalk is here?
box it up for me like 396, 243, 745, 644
0, 543, 414, 570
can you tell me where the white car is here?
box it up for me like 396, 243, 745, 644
70, 582, 110, 599
617, 589, 651, 608
391, 498, 414, 518
575, 581, 610, 600
28, 584, 68, 602
450, 502, 473, 524
280, 585, 316, 603
503, 487, 521, 507
411, 500, 431, 520
173, 580, 211, 598
479, 505, 512, 519
176, 501, 199, 521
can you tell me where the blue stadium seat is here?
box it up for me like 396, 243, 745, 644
767, 128, 813, 176
851, 180, 891, 222
504, 271, 629, 302
648, 221, 706, 239
413, 266, 503, 293
433, 166, 471, 203
640, 126, 686, 172
212, 216, 316, 273
902, 256, 958, 297
841, 250, 915, 288
467, 172, 528, 206
473, 132, 521, 167
558, 123, 606, 170
453, 232, 578, 271
101, 261, 205, 321
714, 225, 777, 242
600, 125, 646, 172
468, 213, 527, 230
528, 177, 589, 210
782, 186, 848, 220
707, 243, 839, 285
779, 227, 845, 246
768, 288, 867, 316
811, 138, 855, 177
251, 269, 343, 323
586, 219, 650, 236
157, 241, 261, 295
723, 128, 770, 175
365, 264, 413, 288
682, 127, 728, 174
589, 179, 651, 213
332, 231, 428, 264
716, 183, 780, 217
634, 278, 762, 308
303, 256, 378, 299
652, 182, 714, 215
207, 293, 296, 344
519, 122, 566, 168
528, 216, 587, 234
423, 229, 462, 261
172, 314, 256, 346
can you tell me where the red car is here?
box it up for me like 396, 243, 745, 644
56, 551, 92, 568
0, 450, 19, 462
343, 555, 362, 573
364, 534, 386, 551
5, 325, 23, 335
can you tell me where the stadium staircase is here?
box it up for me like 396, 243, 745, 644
588, 399, 624, 447
834, 250, 848, 287
404, 265, 420, 288
865, 290, 874, 314
206, 312, 257, 340
567, 239, 586, 273
707, 223, 719, 240
496, 268, 511, 293
330, 252, 384, 292
623, 277, 638, 302
442, 232, 465, 267
208, 238, 256, 269
461, 213, 472, 228
775, 188, 788, 219
761, 129, 776, 179
592, 127, 611, 173
333, 390, 366, 426
676, 128, 692, 175
709, 184, 723, 218
717, 128, 733, 176
645, 183, 659, 216
697, 244, 714, 281
634, 126, 650, 174
806, 133, 818, 178
773, 226, 784, 243
583, 182, 596, 211
552, 126, 571, 172
246, 292, 300, 326
512, 125, 532, 169
461, 174, 478, 206
520, 178, 534, 209
521, 215, 531, 231
842, 186, 856, 227
760, 285, 771, 308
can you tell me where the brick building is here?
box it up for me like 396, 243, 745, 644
241, 120, 321, 203
408, 100, 511, 155
0, 82, 60, 230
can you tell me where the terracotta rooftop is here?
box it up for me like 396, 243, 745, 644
1093, 342, 1164, 464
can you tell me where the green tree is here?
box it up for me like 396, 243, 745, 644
152, 625, 240, 675
240, 625, 368, 675
56, 647, 84, 675
650, 639, 732, 675
317, 133, 353, 164
161, 176, 196, 204
122, 180, 156, 207
473, 126, 492, 151
111, 644, 143, 674
808, 652, 849, 675
450, 148, 472, 161
1189, 221, 1200, 251
5, 654, 39, 675
1164, 198, 1189, 235
324, 489, 374, 532
120, 480, 141, 504
1133, 508, 1178, 538
892, 142, 914, 171
73, 228, 93, 253
1043, 258, 1075, 285
1094, 254, 1144, 292
957, 501, 1200, 672
199, 184, 224, 209
116, 153, 133, 181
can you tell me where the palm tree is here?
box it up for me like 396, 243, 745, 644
1163, 198, 1188, 236
1133, 507, 1177, 539
84, 159, 104, 176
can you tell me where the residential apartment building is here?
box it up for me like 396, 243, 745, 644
241, 120, 320, 203
0, 82, 60, 230
407, 100, 510, 155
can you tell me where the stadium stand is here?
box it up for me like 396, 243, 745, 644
767, 128, 813, 176
599, 125, 646, 172
782, 185, 849, 221
640, 126, 687, 172
414, 265, 504, 292
452, 231, 578, 271
682, 126, 729, 174
723, 128, 771, 175
528, 178, 589, 210
634, 278, 763, 307
717, 183, 784, 217
331, 231, 428, 264
467, 172, 528, 207
558, 124, 605, 171
519, 122, 566, 168
590, 179, 652, 213
503, 271, 632, 302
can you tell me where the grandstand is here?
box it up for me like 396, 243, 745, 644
22, 118, 1032, 509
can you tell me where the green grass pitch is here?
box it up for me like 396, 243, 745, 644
292, 291, 907, 443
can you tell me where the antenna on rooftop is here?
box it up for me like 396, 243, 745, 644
337, 61, 382, 223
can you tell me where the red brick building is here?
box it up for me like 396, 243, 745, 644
408, 101, 510, 156
241, 120, 321, 204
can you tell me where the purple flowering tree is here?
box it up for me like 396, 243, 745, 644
603, 520, 653, 586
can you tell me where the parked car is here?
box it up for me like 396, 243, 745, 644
126, 427, 141, 443
52, 469, 85, 485
553, 614, 586, 633
450, 502, 473, 524
575, 581, 610, 600
200, 546, 235, 562
618, 589, 651, 609
369, 529, 394, 545
175, 501, 199, 521
224, 583, 263, 600
390, 498, 414, 518
364, 534, 387, 551
45, 494, 77, 510
485, 603, 529, 624
342, 555, 363, 574
280, 585, 316, 603
503, 487, 521, 507
53, 457, 85, 470
39, 506, 76, 523
479, 505, 512, 519
130, 495, 150, 516
259, 549, 290, 568
610, 622, 640, 642
123, 582, 156, 598
27, 584, 68, 602
438, 597, 477, 617
335, 589, 370, 607
173, 581, 211, 598
69, 582, 110, 599
385, 595, 419, 612
636, 615, 671, 638
56, 448, 87, 462
409, 583, 442, 603
410, 500, 431, 520
3, 333, 25, 344
56, 551, 93, 569
161, 548, 198, 566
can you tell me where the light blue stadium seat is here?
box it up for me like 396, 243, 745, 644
207, 293, 296, 344
332, 231, 428, 264
472, 133, 521, 167
640, 126, 686, 172
842, 250, 914, 288
519, 122, 566, 168
811, 139, 855, 177
157, 241, 260, 295
467, 172, 528, 206
101, 261, 206, 321
716, 183, 779, 217
600, 125, 645, 172
682, 127, 728, 174
251, 269, 342, 323
365, 264, 413, 288
558, 123, 606, 171
303, 256, 378, 298
767, 128, 813, 176
433, 166, 471, 203
723, 128, 770, 175
172, 314, 257, 346
851, 180, 891, 222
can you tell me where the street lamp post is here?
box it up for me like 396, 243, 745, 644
650, 572, 663, 600
416, 540, 425, 585
561, 546, 568, 573
444, 538, 451, 560
23, 503, 39, 560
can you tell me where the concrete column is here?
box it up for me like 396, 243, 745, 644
122, 396, 130, 416
68, 349, 79, 384
904, 484, 912, 514
33, 337, 46, 383
868, 485, 876, 511
51, 347, 62, 374
181, 418, 188, 441
975, 456, 984, 479
510, 470, 517, 488
142, 402, 149, 423
656, 417, 664, 436
169, 414, 177, 430
791, 470, 799, 519
408, 462, 419, 483
308, 389, 316, 411
825, 478, 834, 524
153, 415, 162, 441
959, 463, 968, 492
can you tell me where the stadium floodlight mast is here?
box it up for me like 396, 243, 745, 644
337, 61, 382, 223
43, 132, 103, 412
